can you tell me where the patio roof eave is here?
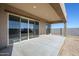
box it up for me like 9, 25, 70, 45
47, 19, 66, 24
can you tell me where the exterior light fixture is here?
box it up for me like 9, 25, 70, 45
33, 6, 37, 8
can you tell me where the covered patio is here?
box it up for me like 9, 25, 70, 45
0, 3, 67, 56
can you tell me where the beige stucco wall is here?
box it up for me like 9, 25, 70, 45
39, 21, 46, 35
0, 8, 8, 49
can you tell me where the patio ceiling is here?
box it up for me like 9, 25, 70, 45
0, 3, 66, 24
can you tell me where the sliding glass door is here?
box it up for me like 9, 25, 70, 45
9, 15, 20, 44
21, 18, 28, 40
9, 15, 28, 44
9, 14, 39, 44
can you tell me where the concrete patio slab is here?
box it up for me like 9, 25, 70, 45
0, 34, 65, 56
12, 34, 65, 56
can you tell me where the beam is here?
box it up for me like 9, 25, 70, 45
49, 3, 66, 21
47, 19, 66, 24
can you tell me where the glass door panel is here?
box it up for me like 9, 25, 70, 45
21, 18, 28, 40
46, 24, 51, 34
34, 21, 39, 37
29, 20, 34, 39
9, 15, 20, 44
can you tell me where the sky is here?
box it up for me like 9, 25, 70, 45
51, 3, 79, 28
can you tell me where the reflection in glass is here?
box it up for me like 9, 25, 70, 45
34, 22, 39, 37
9, 15, 20, 44
29, 20, 34, 38
29, 20, 39, 38
46, 24, 51, 34
21, 18, 28, 40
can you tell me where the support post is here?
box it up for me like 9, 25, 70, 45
64, 22, 67, 36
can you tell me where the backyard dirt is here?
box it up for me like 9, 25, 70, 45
59, 36, 79, 56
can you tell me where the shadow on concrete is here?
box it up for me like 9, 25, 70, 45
0, 45, 13, 56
